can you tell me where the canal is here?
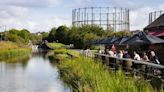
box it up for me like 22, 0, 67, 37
0, 53, 70, 92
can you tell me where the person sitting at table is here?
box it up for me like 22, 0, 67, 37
133, 51, 141, 61
123, 51, 131, 58
133, 51, 142, 75
108, 49, 114, 57
142, 52, 149, 62
117, 50, 123, 58
98, 48, 103, 54
150, 51, 160, 64
122, 51, 131, 71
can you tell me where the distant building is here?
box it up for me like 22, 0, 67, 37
144, 12, 164, 39
35, 32, 42, 36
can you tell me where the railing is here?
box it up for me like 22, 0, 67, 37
95, 53, 164, 69
93, 53, 164, 80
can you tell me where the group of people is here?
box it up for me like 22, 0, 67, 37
98, 48, 160, 64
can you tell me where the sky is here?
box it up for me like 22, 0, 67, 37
0, 0, 164, 33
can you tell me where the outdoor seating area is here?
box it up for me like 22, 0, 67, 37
92, 31, 164, 64
94, 53, 164, 83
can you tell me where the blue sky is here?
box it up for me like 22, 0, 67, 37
0, 0, 164, 32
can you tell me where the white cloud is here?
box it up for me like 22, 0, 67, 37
0, 0, 163, 33
130, 6, 154, 30
0, 15, 71, 33
0, 0, 63, 8
66, 0, 93, 8
130, 3, 164, 30
103, 0, 144, 10
0, 0, 70, 33
159, 4, 164, 10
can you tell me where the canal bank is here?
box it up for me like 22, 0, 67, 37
50, 49, 155, 92
0, 41, 31, 62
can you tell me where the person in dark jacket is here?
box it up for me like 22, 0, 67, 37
122, 51, 131, 71
150, 51, 161, 76
150, 51, 160, 64
123, 51, 131, 58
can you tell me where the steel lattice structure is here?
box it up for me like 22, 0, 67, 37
149, 10, 164, 24
72, 7, 130, 32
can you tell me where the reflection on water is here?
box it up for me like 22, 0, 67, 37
0, 53, 70, 92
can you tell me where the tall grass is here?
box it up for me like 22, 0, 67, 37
48, 42, 66, 49
49, 49, 80, 62
0, 41, 19, 49
54, 49, 80, 57
0, 49, 31, 61
58, 57, 153, 92
0, 41, 31, 61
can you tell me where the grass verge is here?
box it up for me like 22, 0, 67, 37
58, 56, 154, 92
48, 42, 66, 49
49, 49, 80, 62
0, 41, 31, 62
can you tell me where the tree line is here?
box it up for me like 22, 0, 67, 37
1, 25, 132, 48
46, 25, 132, 49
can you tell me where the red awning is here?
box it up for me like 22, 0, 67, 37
148, 30, 164, 36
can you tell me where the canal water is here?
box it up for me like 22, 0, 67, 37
0, 53, 70, 92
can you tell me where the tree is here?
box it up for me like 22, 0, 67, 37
55, 25, 69, 44
19, 29, 30, 43
48, 27, 56, 42
105, 31, 132, 37
30, 34, 42, 45
80, 24, 105, 36
42, 32, 49, 41
83, 33, 99, 48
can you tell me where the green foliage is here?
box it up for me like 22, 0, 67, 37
58, 57, 153, 92
45, 25, 104, 49
54, 49, 79, 58
105, 30, 132, 37
49, 54, 69, 62
66, 25, 103, 49
2, 28, 46, 45
80, 24, 105, 36
48, 42, 66, 49
1, 25, 133, 48
48, 27, 56, 42
83, 33, 100, 48
55, 25, 69, 44
0, 41, 31, 62
47, 24, 132, 49
0, 41, 19, 49
19, 29, 30, 43
41, 32, 49, 41
30, 34, 42, 45
0, 48, 31, 61
3, 29, 31, 45
49, 48, 79, 62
